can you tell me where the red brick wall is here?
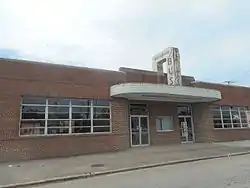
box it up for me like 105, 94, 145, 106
0, 59, 129, 162
129, 101, 180, 146
148, 102, 180, 145
193, 82, 250, 142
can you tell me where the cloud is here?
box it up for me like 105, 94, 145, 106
1, 0, 250, 86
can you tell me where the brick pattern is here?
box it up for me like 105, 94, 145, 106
128, 101, 181, 146
192, 103, 213, 142
0, 59, 129, 162
148, 102, 181, 145
193, 82, 250, 142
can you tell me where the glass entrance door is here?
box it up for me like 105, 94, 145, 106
130, 116, 149, 146
179, 117, 194, 143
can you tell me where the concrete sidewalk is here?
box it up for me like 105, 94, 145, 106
1, 141, 250, 187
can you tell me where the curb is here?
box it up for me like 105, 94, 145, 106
1, 151, 250, 188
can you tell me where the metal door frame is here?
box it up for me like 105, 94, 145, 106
130, 115, 150, 147
178, 116, 195, 143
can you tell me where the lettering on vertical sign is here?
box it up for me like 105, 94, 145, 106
172, 48, 182, 86
167, 57, 174, 85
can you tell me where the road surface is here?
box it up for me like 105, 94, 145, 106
36, 154, 250, 188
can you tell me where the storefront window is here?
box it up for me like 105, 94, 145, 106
211, 105, 249, 129
20, 97, 111, 136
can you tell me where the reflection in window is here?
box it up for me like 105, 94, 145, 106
20, 97, 111, 136
130, 104, 148, 115
156, 116, 174, 131
211, 105, 249, 129
177, 105, 191, 116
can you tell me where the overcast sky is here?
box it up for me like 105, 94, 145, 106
1, 0, 250, 86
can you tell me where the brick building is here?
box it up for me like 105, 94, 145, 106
0, 48, 250, 162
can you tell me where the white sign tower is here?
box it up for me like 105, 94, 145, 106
152, 47, 182, 86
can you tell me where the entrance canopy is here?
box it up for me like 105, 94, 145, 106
110, 83, 221, 103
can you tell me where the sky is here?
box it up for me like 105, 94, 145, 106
1, 0, 250, 86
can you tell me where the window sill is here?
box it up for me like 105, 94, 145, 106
156, 130, 175, 133
19, 132, 113, 138
213, 127, 250, 130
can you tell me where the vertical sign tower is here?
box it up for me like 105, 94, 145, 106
152, 47, 182, 86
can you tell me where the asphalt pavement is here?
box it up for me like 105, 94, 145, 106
36, 154, 250, 188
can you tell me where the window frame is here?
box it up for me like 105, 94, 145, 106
212, 105, 249, 129
19, 97, 112, 136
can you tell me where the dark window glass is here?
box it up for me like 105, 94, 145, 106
93, 114, 110, 119
130, 104, 148, 115
47, 120, 69, 127
22, 106, 45, 113
22, 113, 45, 119
93, 120, 110, 126
20, 120, 45, 128
222, 110, 231, 119
72, 112, 91, 119
22, 97, 46, 105
47, 128, 69, 134
224, 123, 232, 128
48, 99, 70, 105
177, 106, 191, 116
72, 107, 90, 113
71, 99, 91, 106
48, 113, 69, 119
48, 107, 69, 113
72, 120, 91, 127
72, 127, 91, 133
93, 100, 110, 106
20, 128, 45, 135
93, 127, 110, 132
93, 107, 110, 114
212, 110, 221, 119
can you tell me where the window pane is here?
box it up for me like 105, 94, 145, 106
212, 110, 221, 119
93, 107, 110, 114
240, 111, 247, 119
71, 120, 91, 127
242, 118, 248, 124
71, 99, 91, 106
242, 123, 249, 128
22, 113, 45, 119
224, 123, 232, 128
93, 114, 110, 119
47, 128, 69, 134
48, 113, 69, 119
233, 123, 241, 128
223, 118, 232, 124
93, 120, 110, 126
93, 127, 110, 132
177, 106, 191, 116
72, 112, 91, 119
20, 128, 45, 135
213, 119, 223, 126
48, 107, 69, 113
22, 106, 45, 113
47, 120, 69, 127
93, 100, 110, 106
130, 104, 148, 115
72, 127, 91, 133
214, 123, 223, 128
156, 116, 174, 131
222, 110, 231, 119
20, 120, 45, 128
22, 97, 46, 105
72, 107, 90, 113
48, 99, 70, 105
